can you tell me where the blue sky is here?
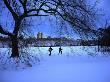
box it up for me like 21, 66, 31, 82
31, 0, 110, 38
33, 0, 110, 38
98, 0, 110, 19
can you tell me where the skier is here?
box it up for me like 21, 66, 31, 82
48, 46, 53, 56
59, 46, 63, 54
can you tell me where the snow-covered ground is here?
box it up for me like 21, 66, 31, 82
0, 46, 110, 82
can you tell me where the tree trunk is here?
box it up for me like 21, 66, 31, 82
11, 35, 19, 57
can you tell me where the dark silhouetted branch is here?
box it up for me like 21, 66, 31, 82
0, 25, 12, 36
3, 0, 18, 20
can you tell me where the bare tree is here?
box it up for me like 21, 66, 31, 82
56, 0, 98, 38
0, 0, 60, 57
0, 0, 97, 58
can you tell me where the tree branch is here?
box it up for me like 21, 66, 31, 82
19, 0, 27, 13
0, 25, 12, 36
26, 14, 48, 17
3, 0, 18, 20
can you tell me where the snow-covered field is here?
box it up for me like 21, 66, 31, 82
0, 46, 110, 82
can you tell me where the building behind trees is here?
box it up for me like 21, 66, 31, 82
37, 32, 44, 39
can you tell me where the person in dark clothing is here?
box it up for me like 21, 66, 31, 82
48, 46, 53, 56
59, 46, 63, 54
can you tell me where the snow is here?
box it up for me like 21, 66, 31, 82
0, 46, 110, 82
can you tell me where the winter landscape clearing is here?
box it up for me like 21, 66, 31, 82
0, 46, 110, 82
1, 0, 110, 82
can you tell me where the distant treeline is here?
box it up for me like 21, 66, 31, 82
0, 36, 99, 47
